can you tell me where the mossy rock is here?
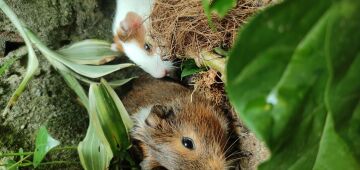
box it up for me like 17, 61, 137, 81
0, 0, 117, 169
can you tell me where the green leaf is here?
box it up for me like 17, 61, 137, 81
59, 71, 89, 110
89, 79, 133, 155
33, 126, 60, 167
204, 0, 237, 18
108, 77, 136, 88
0, 0, 39, 116
226, 0, 360, 169
58, 39, 119, 65
3, 159, 18, 170
181, 59, 206, 79
60, 60, 133, 79
78, 123, 113, 170
199, 51, 226, 78
202, 0, 236, 29
25, 29, 134, 79
214, 47, 229, 57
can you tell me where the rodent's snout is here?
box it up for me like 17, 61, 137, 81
153, 68, 172, 78
164, 69, 170, 76
148, 57, 173, 78
206, 157, 227, 170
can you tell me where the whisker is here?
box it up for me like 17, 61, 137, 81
227, 157, 244, 164
222, 131, 235, 153
224, 137, 240, 156
225, 165, 235, 170
171, 60, 184, 64
170, 66, 180, 69
225, 151, 247, 160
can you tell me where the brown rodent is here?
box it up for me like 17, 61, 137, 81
121, 76, 240, 170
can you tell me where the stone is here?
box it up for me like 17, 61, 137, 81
0, 0, 117, 169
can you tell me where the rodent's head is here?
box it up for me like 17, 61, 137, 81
132, 98, 235, 169
113, 12, 172, 78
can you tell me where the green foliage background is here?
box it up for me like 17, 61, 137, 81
226, 0, 360, 169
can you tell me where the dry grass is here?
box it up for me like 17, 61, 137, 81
150, 0, 269, 58
150, 0, 270, 104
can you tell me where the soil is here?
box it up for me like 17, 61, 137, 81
0, 0, 269, 169
0, 0, 115, 169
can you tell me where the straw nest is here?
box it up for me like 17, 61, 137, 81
150, 0, 270, 58
150, 0, 271, 105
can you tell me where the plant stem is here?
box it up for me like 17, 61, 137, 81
0, 151, 33, 157
0, 146, 78, 157
18, 161, 79, 167
7, 154, 32, 169
53, 146, 78, 150
197, 51, 227, 81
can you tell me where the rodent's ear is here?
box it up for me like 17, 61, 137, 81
152, 105, 174, 119
119, 12, 144, 36
145, 105, 174, 127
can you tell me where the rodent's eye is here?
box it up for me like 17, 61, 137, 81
144, 43, 152, 52
182, 137, 195, 150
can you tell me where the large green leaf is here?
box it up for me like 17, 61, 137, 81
78, 77, 133, 170
89, 79, 133, 156
78, 123, 113, 170
0, 0, 39, 116
226, 0, 360, 169
58, 39, 119, 65
108, 77, 136, 89
33, 126, 60, 168
25, 29, 134, 79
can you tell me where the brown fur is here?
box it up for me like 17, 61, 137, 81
122, 77, 237, 170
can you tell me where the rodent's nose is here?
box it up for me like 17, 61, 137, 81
164, 69, 169, 76
153, 69, 168, 78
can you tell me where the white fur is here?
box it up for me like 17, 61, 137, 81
113, 0, 154, 34
113, 0, 173, 78
119, 40, 173, 78
131, 106, 153, 128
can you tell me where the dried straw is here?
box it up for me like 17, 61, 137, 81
150, 0, 269, 58
150, 0, 270, 104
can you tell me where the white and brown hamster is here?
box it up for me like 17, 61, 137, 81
112, 0, 172, 78
121, 77, 240, 170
